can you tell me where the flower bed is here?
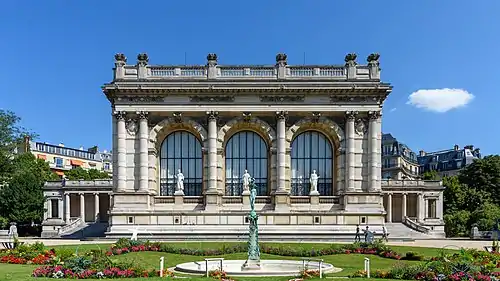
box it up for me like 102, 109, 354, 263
0, 241, 57, 265
106, 238, 402, 260
33, 265, 172, 279
351, 249, 500, 281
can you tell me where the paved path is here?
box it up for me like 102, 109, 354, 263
5, 238, 490, 250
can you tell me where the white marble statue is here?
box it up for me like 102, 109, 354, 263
242, 169, 251, 191
131, 228, 138, 241
176, 169, 184, 192
310, 170, 319, 195
8, 222, 18, 240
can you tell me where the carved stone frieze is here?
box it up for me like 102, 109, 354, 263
311, 112, 321, 123
242, 112, 252, 122
113, 111, 126, 120
275, 111, 288, 120
330, 95, 385, 104
116, 96, 164, 103
172, 112, 183, 123
368, 111, 382, 120
189, 95, 234, 102
206, 111, 219, 121
260, 95, 304, 102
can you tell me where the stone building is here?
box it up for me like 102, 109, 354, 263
418, 145, 481, 178
41, 52, 445, 239
381, 133, 420, 180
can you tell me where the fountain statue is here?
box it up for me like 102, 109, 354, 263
242, 178, 261, 270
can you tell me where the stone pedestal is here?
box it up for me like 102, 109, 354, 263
310, 193, 320, 207
273, 191, 289, 212
242, 192, 251, 210
241, 260, 261, 271
204, 191, 220, 212
174, 191, 184, 206
343, 192, 385, 225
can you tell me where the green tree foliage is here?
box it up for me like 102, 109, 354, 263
443, 156, 500, 237
65, 167, 110, 180
421, 170, 439, 180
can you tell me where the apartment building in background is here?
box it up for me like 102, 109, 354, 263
22, 136, 112, 177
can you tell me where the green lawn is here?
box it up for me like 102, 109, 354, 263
0, 242, 456, 281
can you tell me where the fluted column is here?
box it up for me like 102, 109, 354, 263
80, 193, 85, 221
345, 111, 356, 192
402, 193, 407, 220
387, 193, 393, 223
65, 193, 70, 223
94, 193, 100, 222
368, 111, 382, 192
138, 111, 149, 192
276, 111, 287, 193
207, 111, 218, 193
114, 111, 127, 192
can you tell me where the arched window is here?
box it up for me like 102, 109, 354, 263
225, 131, 268, 196
291, 131, 333, 196
159, 131, 203, 196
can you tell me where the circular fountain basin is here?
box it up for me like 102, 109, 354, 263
174, 259, 341, 277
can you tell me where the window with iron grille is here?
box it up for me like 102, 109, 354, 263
159, 131, 203, 196
290, 131, 333, 196
225, 131, 268, 196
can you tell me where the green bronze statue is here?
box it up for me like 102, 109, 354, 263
242, 178, 261, 270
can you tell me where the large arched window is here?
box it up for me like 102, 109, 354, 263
159, 131, 203, 196
291, 131, 333, 196
225, 131, 268, 196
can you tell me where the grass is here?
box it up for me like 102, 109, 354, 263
0, 242, 456, 281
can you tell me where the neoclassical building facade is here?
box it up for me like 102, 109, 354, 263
40, 53, 445, 239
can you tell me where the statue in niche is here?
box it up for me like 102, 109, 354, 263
242, 169, 251, 193
310, 170, 320, 195
126, 119, 138, 135
176, 169, 184, 192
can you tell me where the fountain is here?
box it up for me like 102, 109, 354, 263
173, 178, 340, 277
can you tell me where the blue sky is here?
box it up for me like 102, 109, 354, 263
1, 1, 498, 155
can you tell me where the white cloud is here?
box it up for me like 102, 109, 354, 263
407, 88, 474, 113
389, 108, 397, 112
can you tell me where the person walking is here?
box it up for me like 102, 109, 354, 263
354, 224, 361, 242
382, 224, 388, 242
364, 225, 369, 242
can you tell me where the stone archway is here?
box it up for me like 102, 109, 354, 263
148, 117, 208, 195
285, 116, 345, 195
217, 117, 277, 194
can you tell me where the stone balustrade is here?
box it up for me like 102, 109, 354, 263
45, 180, 113, 188
113, 52, 381, 81
381, 179, 442, 188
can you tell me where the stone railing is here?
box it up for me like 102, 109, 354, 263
154, 196, 174, 204
58, 217, 85, 235
255, 196, 272, 204
183, 196, 204, 204
290, 196, 311, 204
381, 179, 442, 188
113, 53, 381, 81
45, 180, 113, 188
402, 216, 430, 234
319, 196, 340, 204
222, 196, 243, 204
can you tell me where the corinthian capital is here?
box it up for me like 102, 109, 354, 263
136, 111, 149, 120
345, 111, 358, 121
368, 111, 382, 120
113, 111, 126, 120
276, 111, 288, 120
206, 111, 219, 120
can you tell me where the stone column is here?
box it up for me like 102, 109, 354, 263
345, 111, 356, 192
424, 199, 429, 219
114, 111, 127, 192
109, 194, 114, 209
80, 193, 85, 221
94, 193, 100, 222
368, 111, 382, 192
402, 193, 407, 220
417, 193, 424, 222
58, 198, 63, 219
46, 200, 52, 219
387, 193, 393, 223
207, 111, 218, 193
437, 193, 444, 220
138, 111, 149, 192
65, 193, 71, 223
276, 111, 287, 193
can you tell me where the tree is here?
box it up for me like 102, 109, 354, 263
421, 170, 439, 180
0, 154, 54, 225
65, 167, 110, 180
0, 110, 36, 155
458, 155, 500, 204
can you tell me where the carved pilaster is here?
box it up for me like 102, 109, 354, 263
368, 111, 382, 120
137, 111, 149, 120
345, 111, 358, 120
206, 111, 219, 121
113, 111, 126, 121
